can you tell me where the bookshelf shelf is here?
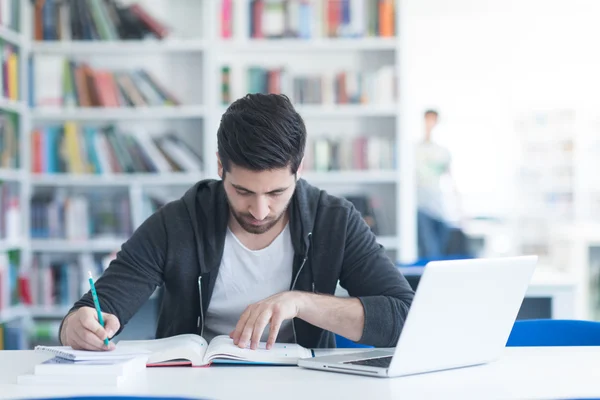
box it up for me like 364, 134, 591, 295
30, 238, 125, 253
0, 25, 23, 47
295, 104, 397, 118
31, 40, 208, 55
0, 168, 24, 182
219, 38, 397, 52
0, 305, 28, 324
377, 236, 398, 250
29, 306, 72, 319
302, 170, 398, 184
0, 239, 23, 252
0, 98, 26, 115
30, 173, 202, 187
30, 106, 206, 121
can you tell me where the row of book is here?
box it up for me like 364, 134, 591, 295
32, 57, 181, 108
0, 112, 18, 169
0, 320, 26, 350
31, 124, 203, 174
242, 66, 396, 105
304, 135, 395, 171
0, 0, 20, 34
228, 0, 395, 39
1, 42, 19, 101
0, 182, 20, 241
31, 191, 131, 240
33, 0, 169, 41
29, 253, 102, 309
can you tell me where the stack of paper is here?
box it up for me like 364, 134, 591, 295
17, 346, 152, 387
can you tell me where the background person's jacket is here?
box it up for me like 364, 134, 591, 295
62, 178, 415, 348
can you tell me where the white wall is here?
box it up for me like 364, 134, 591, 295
404, 0, 600, 218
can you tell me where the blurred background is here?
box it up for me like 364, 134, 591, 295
1, 0, 599, 349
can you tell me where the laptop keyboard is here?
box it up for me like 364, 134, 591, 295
344, 356, 393, 368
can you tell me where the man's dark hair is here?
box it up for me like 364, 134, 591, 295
217, 93, 307, 175
424, 109, 439, 117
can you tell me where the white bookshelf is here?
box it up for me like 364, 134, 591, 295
0, 304, 29, 324
0, 168, 25, 182
30, 173, 201, 187
3, 0, 415, 328
30, 238, 126, 253
31, 40, 207, 55
219, 37, 397, 52
293, 104, 397, 118
29, 305, 72, 319
0, 98, 26, 115
0, 25, 24, 47
302, 170, 398, 184
0, 238, 23, 252
30, 105, 206, 121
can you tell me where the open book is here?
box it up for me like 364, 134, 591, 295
116, 334, 314, 367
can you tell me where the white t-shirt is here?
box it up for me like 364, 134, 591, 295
416, 141, 452, 220
202, 223, 295, 343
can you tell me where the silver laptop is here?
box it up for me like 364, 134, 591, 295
298, 255, 538, 378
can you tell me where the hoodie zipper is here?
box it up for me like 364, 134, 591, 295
290, 232, 312, 344
197, 276, 204, 337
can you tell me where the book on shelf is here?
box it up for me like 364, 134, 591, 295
33, 0, 169, 41
31, 124, 203, 175
0, 111, 19, 169
116, 333, 313, 367
30, 190, 132, 239
242, 65, 396, 105
232, 0, 395, 39
0, 41, 19, 101
31, 57, 181, 108
0, 248, 22, 312
0, 319, 28, 350
1, 0, 20, 34
29, 253, 102, 311
344, 195, 380, 235
0, 181, 21, 240
304, 135, 395, 172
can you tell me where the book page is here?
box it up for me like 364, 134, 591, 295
116, 334, 209, 366
205, 335, 313, 365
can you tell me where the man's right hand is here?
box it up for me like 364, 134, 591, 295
60, 306, 120, 351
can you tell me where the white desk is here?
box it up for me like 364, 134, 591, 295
1, 347, 600, 400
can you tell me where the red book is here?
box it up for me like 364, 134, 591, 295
129, 3, 169, 39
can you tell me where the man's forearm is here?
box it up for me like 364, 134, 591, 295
296, 292, 365, 342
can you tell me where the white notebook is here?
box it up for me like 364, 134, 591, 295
34, 355, 148, 376
34, 345, 152, 361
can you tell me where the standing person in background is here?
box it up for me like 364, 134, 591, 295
415, 109, 463, 259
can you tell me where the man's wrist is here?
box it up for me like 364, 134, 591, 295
292, 290, 312, 320
59, 311, 76, 344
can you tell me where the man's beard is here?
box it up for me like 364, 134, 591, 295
226, 196, 290, 235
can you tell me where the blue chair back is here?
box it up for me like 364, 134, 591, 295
335, 334, 373, 349
506, 319, 600, 347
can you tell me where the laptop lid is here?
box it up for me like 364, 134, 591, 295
387, 255, 537, 377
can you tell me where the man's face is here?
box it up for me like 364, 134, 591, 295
219, 160, 298, 235
425, 113, 438, 132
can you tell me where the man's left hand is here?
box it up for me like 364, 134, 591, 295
230, 291, 304, 350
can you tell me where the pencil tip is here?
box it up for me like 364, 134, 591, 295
88, 271, 93, 279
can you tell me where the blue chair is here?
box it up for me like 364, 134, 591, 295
506, 319, 600, 347
335, 334, 373, 349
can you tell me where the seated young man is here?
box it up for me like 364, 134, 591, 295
59, 93, 415, 351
